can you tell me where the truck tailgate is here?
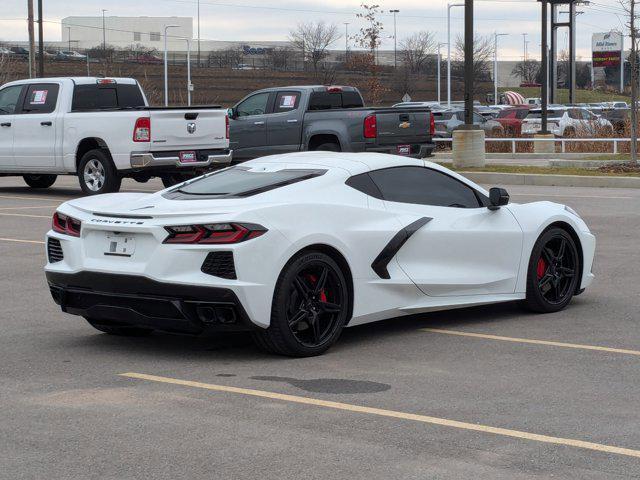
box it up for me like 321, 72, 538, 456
149, 109, 227, 150
375, 110, 430, 144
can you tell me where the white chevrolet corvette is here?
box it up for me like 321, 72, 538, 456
45, 152, 595, 356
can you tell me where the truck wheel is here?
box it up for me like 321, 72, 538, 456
23, 174, 57, 189
78, 149, 121, 195
160, 172, 197, 188
314, 143, 341, 152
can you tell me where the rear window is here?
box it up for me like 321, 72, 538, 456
72, 83, 145, 110
165, 166, 327, 199
308, 91, 363, 110
496, 110, 514, 119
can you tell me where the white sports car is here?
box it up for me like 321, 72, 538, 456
45, 152, 595, 356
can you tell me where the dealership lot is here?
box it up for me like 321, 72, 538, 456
1, 175, 640, 479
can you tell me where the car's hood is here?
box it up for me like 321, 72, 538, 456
64, 192, 269, 219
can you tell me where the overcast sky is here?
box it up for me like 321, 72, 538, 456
0, 0, 630, 60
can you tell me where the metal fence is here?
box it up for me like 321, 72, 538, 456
434, 137, 637, 154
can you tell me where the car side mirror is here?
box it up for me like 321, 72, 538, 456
227, 107, 237, 119
488, 187, 509, 210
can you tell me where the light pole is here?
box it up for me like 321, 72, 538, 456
164, 24, 180, 107
494, 33, 508, 105
437, 42, 447, 104
389, 9, 399, 69
447, 3, 464, 106
197, 0, 201, 67
67, 26, 71, 51
102, 10, 107, 52
184, 38, 192, 106
344, 22, 349, 63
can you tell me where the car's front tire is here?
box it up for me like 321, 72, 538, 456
524, 227, 581, 313
252, 251, 350, 357
85, 318, 153, 337
23, 174, 57, 189
78, 149, 121, 195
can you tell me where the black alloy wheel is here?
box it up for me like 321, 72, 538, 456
252, 251, 350, 357
524, 227, 580, 313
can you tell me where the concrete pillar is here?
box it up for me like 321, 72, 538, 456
452, 128, 486, 168
533, 133, 555, 154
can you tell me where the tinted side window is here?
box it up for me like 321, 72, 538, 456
22, 84, 59, 114
308, 92, 342, 110
116, 84, 145, 107
342, 91, 364, 108
236, 92, 270, 117
0, 85, 23, 115
368, 166, 481, 208
274, 91, 301, 113
73, 85, 118, 110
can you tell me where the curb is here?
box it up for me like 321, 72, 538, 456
435, 152, 623, 160
459, 171, 640, 189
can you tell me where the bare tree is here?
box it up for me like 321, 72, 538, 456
512, 60, 540, 84
454, 34, 494, 81
620, 0, 638, 164
288, 21, 340, 76
399, 31, 435, 74
353, 4, 388, 104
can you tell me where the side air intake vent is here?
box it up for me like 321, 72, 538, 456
201, 251, 236, 279
47, 237, 64, 263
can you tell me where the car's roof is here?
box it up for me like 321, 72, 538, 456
3, 77, 137, 86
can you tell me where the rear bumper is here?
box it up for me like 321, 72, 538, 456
46, 271, 259, 334
130, 149, 233, 170
365, 142, 435, 158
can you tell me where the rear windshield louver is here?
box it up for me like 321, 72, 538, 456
47, 237, 64, 263
201, 252, 236, 279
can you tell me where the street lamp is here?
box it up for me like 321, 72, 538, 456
344, 22, 349, 63
66, 26, 72, 51
183, 38, 192, 106
437, 42, 447, 104
164, 24, 180, 106
102, 9, 107, 52
494, 33, 508, 106
447, 3, 464, 106
389, 9, 400, 69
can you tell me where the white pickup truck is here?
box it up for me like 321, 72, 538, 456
0, 77, 231, 194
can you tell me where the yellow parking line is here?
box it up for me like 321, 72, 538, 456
0, 212, 51, 218
0, 237, 45, 245
121, 372, 640, 459
421, 328, 640, 357
0, 205, 57, 211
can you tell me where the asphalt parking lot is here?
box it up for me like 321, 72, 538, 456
1, 175, 639, 479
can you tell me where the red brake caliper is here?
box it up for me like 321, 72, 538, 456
306, 274, 328, 302
536, 257, 547, 280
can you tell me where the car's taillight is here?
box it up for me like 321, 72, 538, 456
364, 114, 377, 138
133, 117, 151, 142
52, 212, 81, 237
163, 223, 267, 244
225, 114, 230, 139
429, 112, 435, 136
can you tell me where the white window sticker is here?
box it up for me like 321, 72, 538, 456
31, 90, 48, 105
280, 95, 297, 109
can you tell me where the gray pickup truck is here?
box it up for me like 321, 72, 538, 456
228, 85, 434, 160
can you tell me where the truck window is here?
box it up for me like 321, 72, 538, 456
274, 91, 301, 113
72, 84, 145, 110
236, 92, 270, 117
308, 91, 364, 110
21, 84, 59, 114
0, 85, 23, 115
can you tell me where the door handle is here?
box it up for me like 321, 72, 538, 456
41, 121, 52, 126
287, 119, 298, 123
253, 121, 265, 126
0, 122, 10, 127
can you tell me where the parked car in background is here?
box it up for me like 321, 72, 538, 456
475, 106, 500, 119
56, 51, 86, 61
603, 101, 629, 109
432, 109, 504, 138
392, 101, 446, 112
0, 77, 231, 195
0, 47, 13, 57
228, 85, 435, 160
134, 53, 163, 65
522, 107, 613, 137
494, 106, 531, 135
9, 47, 29, 60
590, 107, 629, 135
233, 63, 256, 70
525, 97, 541, 106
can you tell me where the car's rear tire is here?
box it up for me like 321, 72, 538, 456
252, 251, 350, 357
523, 227, 581, 313
78, 149, 121, 195
23, 174, 57, 189
85, 318, 153, 336
314, 142, 341, 152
